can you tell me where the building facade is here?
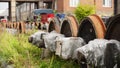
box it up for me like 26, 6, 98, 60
16, 0, 55, 21
16, 0, 114, 21
16, 3, 38, 21
56, 0, 114, 17
95, 0, 114, 16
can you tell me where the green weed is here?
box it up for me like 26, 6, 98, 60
0, 31, 80, 68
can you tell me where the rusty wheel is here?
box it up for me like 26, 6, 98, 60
15, 23, 17, 29
60, 15, 78, 37
77, 14, 106, 43
105, 14, 120, 41
48, 18, 61, 33
3, 22, 7, 28
9, 23, 13, 28
7, 22, 9, 28
16, 22, 19, 30
13, 23, 17, 29
5, 23, 7, 28
9, 22, 12, 28
17, 22, 25, 33
7, 22, 10, 28
19, 22, 22, 33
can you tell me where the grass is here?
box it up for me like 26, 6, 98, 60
0, 30, 80, 68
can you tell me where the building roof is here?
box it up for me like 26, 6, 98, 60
33, 9, 53, 15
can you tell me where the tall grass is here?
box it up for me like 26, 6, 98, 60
0, 31, 79, 68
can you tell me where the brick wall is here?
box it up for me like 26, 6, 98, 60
57, 0, 94, 13
63, 0, 76, 13
96, 0, 114, 16
57, 0, 64, 13
57, 0, 114, 16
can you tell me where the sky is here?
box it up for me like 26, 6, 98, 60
0, 2, 8, 10
0, 2, 8, 16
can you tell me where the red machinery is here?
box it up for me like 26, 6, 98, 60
41, 13, 54, 24
1, 19, 7, 23
33, 9, 54, 24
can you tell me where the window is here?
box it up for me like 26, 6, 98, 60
70, 0, 79, 7
103, 0, 112, 7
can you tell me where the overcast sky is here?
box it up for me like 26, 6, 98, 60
0, 2, 8, 10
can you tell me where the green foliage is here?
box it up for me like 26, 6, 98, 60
74, 5, 95, 22
0, 32, 42, 68
0, 32, 80, 68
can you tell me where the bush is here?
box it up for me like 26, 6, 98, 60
74, 5, 95, 22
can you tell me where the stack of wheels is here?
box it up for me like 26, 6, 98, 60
5, 23, 8, 28
13, 23, 17, 29
3, 22, 7, 28
8, 22, 11, 28
77, 14, 106, 43
10, 22, 14, 28
17, 22, 25, 33
16, 22, 19, 31
60, 15, 78, 37
35, 22, 41, 30
48, 17, 61, 33
40, 22, 49, 30
7, 22, 9, 28
6, 22, 9, 28
7, 22, 10, 28
8, 22, 13, 28
35, 22, 39, 29
105, 14, 120, 41
35, 22, 38, 27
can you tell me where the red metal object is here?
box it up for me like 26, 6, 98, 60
47, 14, 54, 18
41, 13, 54, 24
1, 19, 7, 23
41, 14, 48, 24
